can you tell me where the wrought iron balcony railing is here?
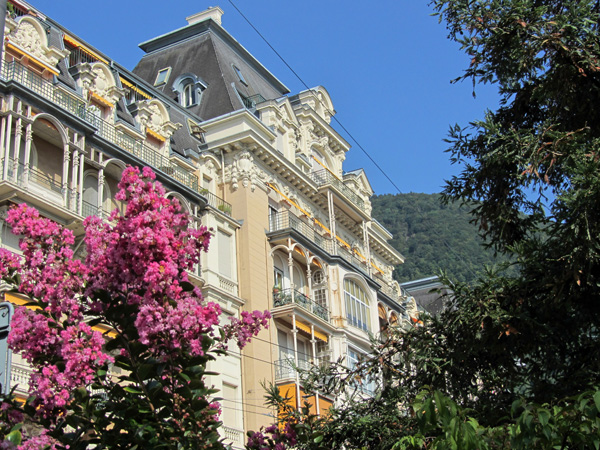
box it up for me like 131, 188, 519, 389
309, 169, 365, 210
274, 357, 311, 381
272, 287, 329, 322
1, 158, 78, 212
268, 211, 333, 254
0, 61, 218, 211
200, 189, 232, 217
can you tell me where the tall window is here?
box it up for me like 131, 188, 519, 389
182, 83, 197, 107
217, 230, 233, 279
344, 279, 370, 332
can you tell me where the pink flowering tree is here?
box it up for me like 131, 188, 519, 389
0, 167, 269, 449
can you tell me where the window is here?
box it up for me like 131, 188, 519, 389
269, 206, 278, 231
172, 74, 206, 108
344, 279, 370, 332
217, 230, 233, 279
182, 82, 197, 107
274, 267, 284, 290
347, 348, 376, 395
154, 67, 171, 86
233, 65, 247, 86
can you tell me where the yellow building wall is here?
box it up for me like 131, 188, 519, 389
227, 183, 278, 431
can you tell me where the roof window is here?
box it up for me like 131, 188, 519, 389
154, 67, 171, 86
233, 65, 247, 86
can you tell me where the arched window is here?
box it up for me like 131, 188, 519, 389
172, 74, 207, 108
182, 82, 197, 107
344, 279, 370, 332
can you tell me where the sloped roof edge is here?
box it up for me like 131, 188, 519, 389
138, 18, 290, 95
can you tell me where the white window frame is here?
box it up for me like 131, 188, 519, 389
344, 279, 371, 332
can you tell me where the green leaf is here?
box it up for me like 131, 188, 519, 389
593, 391, 600, 413
5, 430, 22, 445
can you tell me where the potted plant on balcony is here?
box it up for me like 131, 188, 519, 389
273, 283, 282, 306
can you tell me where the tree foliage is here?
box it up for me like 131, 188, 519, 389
0, 167, 269, 449
371, 193, 515, 283
247, 0, 600, 448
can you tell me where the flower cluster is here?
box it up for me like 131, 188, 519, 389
6, 204, 88, 320
8, 313, 112, 419
0, 166, 270, 448
246, 422, 297, 450
223, 310, 272, 349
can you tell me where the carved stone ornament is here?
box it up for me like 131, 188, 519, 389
231, 150, 258, 191
8, 17, 69, 68
89, 64, 126, 106
204, 159, 215, 176
137, 100, 180, 141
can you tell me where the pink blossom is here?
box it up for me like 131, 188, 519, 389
224, 310, 271, 349
1, 166, 268, 431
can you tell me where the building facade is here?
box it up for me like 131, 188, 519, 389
0, 2, 417, 447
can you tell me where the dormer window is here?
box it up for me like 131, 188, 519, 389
182, 82, 197, 107
233, 65, 247, 86
154, 67, 171, 86
172, 73, 207, 109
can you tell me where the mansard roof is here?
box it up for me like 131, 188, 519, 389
132, 15, 289, 121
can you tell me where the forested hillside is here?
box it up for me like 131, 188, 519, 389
371, 193, 510, 284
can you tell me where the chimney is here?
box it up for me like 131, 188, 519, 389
186, 6, 224, 26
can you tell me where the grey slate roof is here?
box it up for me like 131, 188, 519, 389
132, 18, 289, 121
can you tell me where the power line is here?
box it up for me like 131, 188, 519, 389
226, 0, 403, 194
226, 0, 478, 281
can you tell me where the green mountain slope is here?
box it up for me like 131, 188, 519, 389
371, 193, 510, 284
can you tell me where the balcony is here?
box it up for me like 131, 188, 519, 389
200, 189, 232, 217
274, 357, 311, 381
309, 169, 364, 211
241, 93, 265, 110
10, 363, 30, 399
0, 61, 206, 203
335, 240, 370, 275
268, 211, 333, 255
222, 426, 244, 447
273, 288, 329, 322
1, 158, 79, 213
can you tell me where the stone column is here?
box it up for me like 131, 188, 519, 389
62, 142, 70, 206
78, 152, 84, 215
22, 124, 32, 187
291, 313, 301, 410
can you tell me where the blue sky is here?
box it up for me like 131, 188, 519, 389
31, 0, 499, 195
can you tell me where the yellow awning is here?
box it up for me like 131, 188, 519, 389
90, 91, 114, 108
295, 320, 328, 342
120, 77, 152, 99
5, 42, 59, 75
146, 128, 166, 142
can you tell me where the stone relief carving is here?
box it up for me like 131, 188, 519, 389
8, 18, 69, 68
92, 66, 111, 99
231, 150, 258, 191
13, 21, 43, 59
137, 100, 180, 141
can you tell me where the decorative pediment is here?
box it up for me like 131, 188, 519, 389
277, 98, 299, 128
314, 86, 334, 124
294, 86, 335, 124
76, 62, 125, 107
6, 16, 69, 70
137, 99, 181, 141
